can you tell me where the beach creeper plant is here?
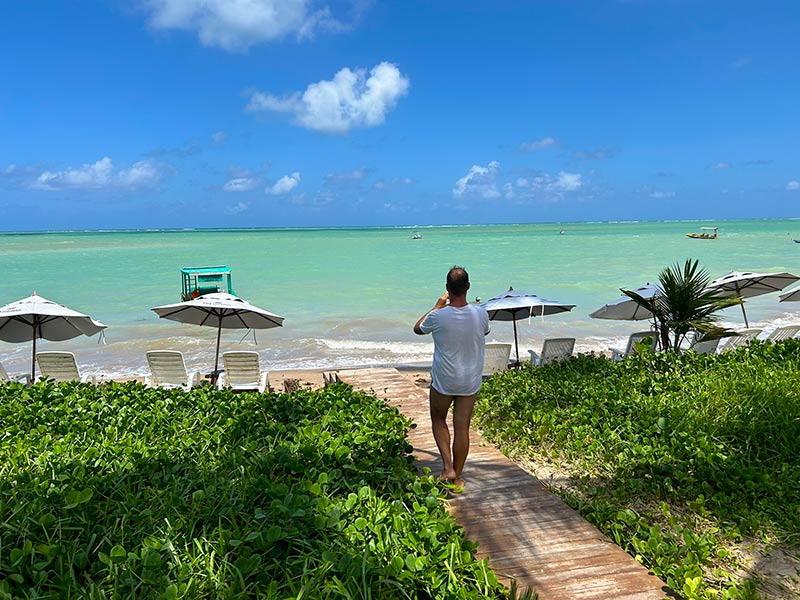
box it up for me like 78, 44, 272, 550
622, 258, 741, 352
0, 380, 514, 599
474, 342, 800, 599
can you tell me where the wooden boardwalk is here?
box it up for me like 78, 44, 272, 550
334, 368, 671, 600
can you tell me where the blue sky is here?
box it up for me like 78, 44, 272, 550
1, 1, 798, 230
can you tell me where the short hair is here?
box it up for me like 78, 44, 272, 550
446, 266, 470, 297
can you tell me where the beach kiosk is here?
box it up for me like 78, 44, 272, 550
181, 266, 236, 301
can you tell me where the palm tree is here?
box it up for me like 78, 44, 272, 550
622, 259, 741, 352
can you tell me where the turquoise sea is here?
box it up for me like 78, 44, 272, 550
2, 219, 799, 378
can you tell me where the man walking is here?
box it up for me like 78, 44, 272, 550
414, 266, 490, 491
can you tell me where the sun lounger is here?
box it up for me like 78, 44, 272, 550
1, 362, 30, 384
684, 333, 722, 355
145, 351, 199, 391
483, 342, 512, 377
217, 351, 269, 392
36, 352, 95, 383
610, 331, 657, 361
720, 329, 762, 352
529, 337, 575, 366
767, 325, 800, 342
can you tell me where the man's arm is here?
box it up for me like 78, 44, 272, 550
413, 292, 449, 335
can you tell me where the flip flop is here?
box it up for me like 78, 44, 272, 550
438, 479, 465, 494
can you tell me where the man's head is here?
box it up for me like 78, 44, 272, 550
446, 266, 470, 298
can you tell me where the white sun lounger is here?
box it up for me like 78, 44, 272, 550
145, 351, 199, 391
684, 333, 722, 355
36, 352, 95, 383
767, 325, 800, 342
217, 351, 269, 392
529, 337, 575, 366
610, 331, 657, 361
1, 362, 30, 384
483, 343, 512, 377
721, 329, 762, 352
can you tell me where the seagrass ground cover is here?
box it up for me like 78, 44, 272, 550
475, 340, 800, 600
0, 381, 506, 599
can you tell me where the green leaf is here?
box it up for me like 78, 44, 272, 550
64, 487, 93, 509
110, 544, 127, 563
266, 526, 282, 543
405, 553, 418, 572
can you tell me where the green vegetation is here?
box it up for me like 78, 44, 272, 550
0, 381, 508, 599
622, 258, 740, 351
475, 341, 800, 599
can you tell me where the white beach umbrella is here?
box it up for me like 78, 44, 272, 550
481, 289, 575, 364
151, 293, 284, 383
779, 286, 800, 302
707, 270, 800, 327
589, 283, 659, 321
0, 292, 107, 381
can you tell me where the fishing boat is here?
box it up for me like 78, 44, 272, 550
686, 227, 718, 240
181, 266, 236, 300
412, 232, 422, 239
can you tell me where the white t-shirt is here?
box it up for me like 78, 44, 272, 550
420, 304, 490, 396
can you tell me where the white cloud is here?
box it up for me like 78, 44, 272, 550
267, 172, 301, 195
554, 172, 582, 191
223, 177, 261, 192
372, 176, 413, 192
247, 62, 410, 134
227, 201, 249, 214
4, 164, 17, 174
787, 180, 800, 191
709, 161, 730, 170
453, 163, 583, 201
325, 167, 370, 186
31, 157, 163, 191
520, 137, 557, 152
649, 190, 676, 199
141, 0, 349, 51
212, 130, 227, 144
453, 161, 501, 199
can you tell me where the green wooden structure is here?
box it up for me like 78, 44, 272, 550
180, 266, 236, 301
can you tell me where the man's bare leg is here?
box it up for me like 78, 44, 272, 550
429, 387, 456, 480
451, 394, 477, 488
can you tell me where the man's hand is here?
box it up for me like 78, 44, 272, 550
413, 291, 450, 335
433, 292, 449, 310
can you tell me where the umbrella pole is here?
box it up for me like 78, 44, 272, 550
740, 301, 750, 329
513, 319, 520, 364
31, 333, 37, 383
213, 322, 222, 385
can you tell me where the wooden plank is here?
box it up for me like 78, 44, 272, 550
336, 368, 671, 600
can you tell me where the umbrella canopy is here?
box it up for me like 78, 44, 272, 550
151, 293, 284, 382
0, 292, 107, 380
707, 271, 800, 327
480, 290, 575, 363
779, 286, 800, 302
589, 283, 659, 321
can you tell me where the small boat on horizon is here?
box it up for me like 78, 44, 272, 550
686, 226, 718, 240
